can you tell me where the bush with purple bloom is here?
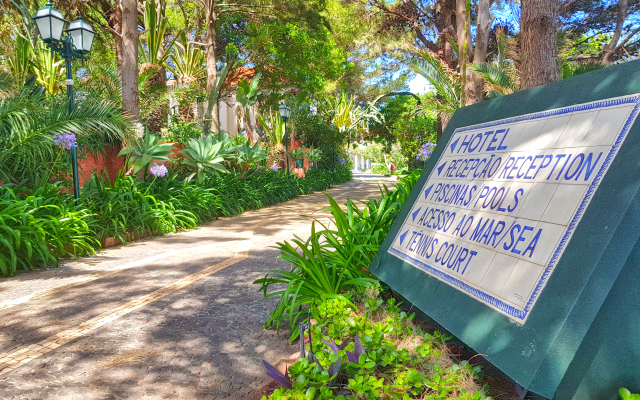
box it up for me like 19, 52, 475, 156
337, 157, 346, 166
416, 142, 436, 161
53, 133, 77, 150
270, 164, 279, 172
149, 164, 168, 178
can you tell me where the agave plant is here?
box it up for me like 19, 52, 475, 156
118, 131, 175, 175
180, 136, 230, 183
235, 142, 268, 173
257, 110, 285, 145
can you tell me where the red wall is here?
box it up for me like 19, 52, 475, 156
78, 146, 125, 186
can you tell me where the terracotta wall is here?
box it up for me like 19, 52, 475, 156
78, 145, 125, 186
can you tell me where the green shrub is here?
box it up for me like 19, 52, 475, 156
369, 164, 390, 174
165, 120, 202, 143
255, 168, 417, 340
0, 185, 98, 276
261, 285, 492, 400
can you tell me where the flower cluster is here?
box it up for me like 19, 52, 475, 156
270, 164, 279, 172
416, 142, 436, 161
149, 164, 168, 178
337, 157, 346, 166
53, 133, 77, 150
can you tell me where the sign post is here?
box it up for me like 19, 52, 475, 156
371, 60, 640, 399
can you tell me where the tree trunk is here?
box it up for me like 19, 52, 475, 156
111, 0, 124, 80
465, 0, 491, 104
602, 0, 627, 64
456, 0, 467, 107
205, 0, 219, 131
520, 0, 560, 90
121, 0, 139, 121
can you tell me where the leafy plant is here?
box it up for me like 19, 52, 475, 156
306, 148, 323, 164
410, 50, 461, 120
258, 110, 286, 145
620, 388, 640, 400
180, 136, 230, 183
235, 142, 268, 175
118, 131, 175, 175
32, 43, 64, 95
236, 73, 262, 143
139, 0, 177, 67
168, 31, 206, 85
289, 147, 305, 161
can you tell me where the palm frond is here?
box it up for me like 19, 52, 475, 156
409, 51, 461, 117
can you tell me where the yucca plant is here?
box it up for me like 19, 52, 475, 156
32, 43, 65, 95
257, 110, 286, 145
180, 136, 230, 183
168, 31, 206, 86
236, 73, 262, 143
118, 131, 175, 175
7, 33, 32, 89
139, 0, 177, 74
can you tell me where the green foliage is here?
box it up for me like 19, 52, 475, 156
235, 142, 268, 175
168, 31, 206, 84
258, 110, 286, 145
118, 132, 175, 174
203, 45, 238, 135
165, 119, 202, 143
139, 0, 177, 66
0, 79, 129, 184
262, 282, 491, 400
561, 61, 606, 79
295, 112, 347, 168
256, 171, 419, 340
289, 148, 305, 161
409, 51, 461, 119
180, 136, 231, 183
306, 147, 323, 163
620, 388, 640, 400
369, 164, 390, 174
0, 185, 97, 277
247, 22, 349, 95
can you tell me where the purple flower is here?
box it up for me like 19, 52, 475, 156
53, 133, 77, 150
149, 164, 168, 178
417, 142, 436, 161
337, 157, 346, 166
270, 164, 279, 172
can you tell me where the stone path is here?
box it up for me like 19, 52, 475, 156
0, 176, 395, 399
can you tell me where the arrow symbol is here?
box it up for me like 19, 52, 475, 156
424, 184, 433, 199
437, 162, 447, 176
450, 137, 460, 153
399, 230, 409, 245
412, 207, 422, 222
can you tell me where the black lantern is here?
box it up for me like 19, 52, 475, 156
279, 103, 292, 122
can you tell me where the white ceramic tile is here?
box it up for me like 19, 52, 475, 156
513, 119, 547, 151
540, 184, 588, 226
499, 259, 545, 307
461, 244, 496, 286
554, 110, 598, 149
479, 253, 519, 294
535, 115, 572, 150
526, 221, 566, 266
552, 145, 609, 185
580, 105, 634, 147
516, 183, 558, 220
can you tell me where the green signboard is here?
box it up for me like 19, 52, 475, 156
370, 60, 640, 399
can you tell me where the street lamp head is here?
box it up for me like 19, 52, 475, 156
66, 17, 96, 54
279, 103, 291, 122
32, 2, 68, 43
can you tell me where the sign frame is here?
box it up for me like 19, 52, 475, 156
370, 60, 640, 399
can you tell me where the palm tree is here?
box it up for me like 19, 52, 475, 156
0, 79, 130, 184
469, 28, 519, 98
409, 50, 461, 128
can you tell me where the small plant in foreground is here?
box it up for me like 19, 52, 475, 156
620, 388, 640, 400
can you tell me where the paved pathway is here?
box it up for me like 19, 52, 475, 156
0, 177, 395, 400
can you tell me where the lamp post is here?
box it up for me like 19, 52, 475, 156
32, 3, 95, 206
279, 103, 292, 174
